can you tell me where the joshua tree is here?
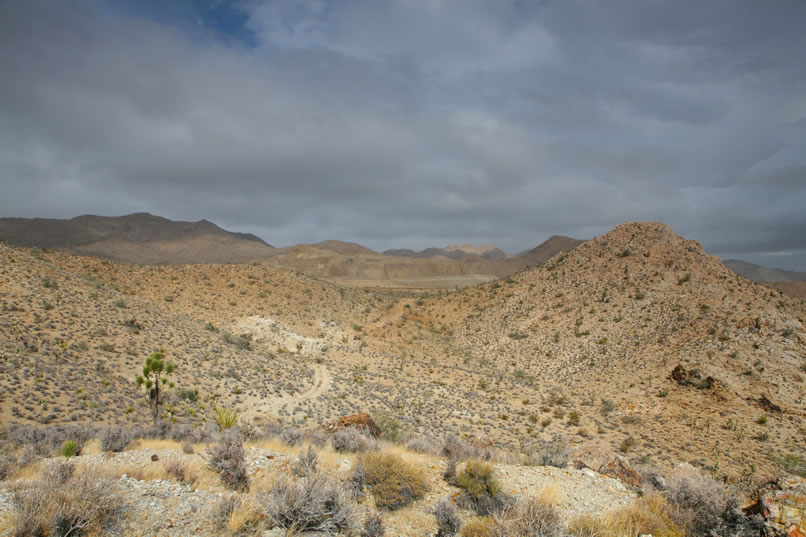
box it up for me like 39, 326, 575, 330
136, 349, 175, 424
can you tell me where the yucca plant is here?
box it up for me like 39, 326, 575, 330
214, 406, 239, 430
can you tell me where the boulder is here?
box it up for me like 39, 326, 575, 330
759, 394, 783, 414
598, 456, 643, 488
326, 413, 381, 437
750, 475, 806, 536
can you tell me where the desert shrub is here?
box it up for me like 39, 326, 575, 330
181, 440, 194, 454
207, 431, 249, 492
457, 460, 501, 499
280, 427, 302, 446
164, 459, 197, 486
444, 456, 458, 484
458, 460, 501, 500
10, 467, 121, 537
460, 517, 495, 537
539, 436, 570, 468
176, 388, 198, 403
491, 497, 563, 537
100, 427, 132, 452
361, 451, 428, 510
457, 460, 507, 516
568, 494, 682, 537
664, 465, 726, 535
211, 494, 263, 533
41, 459, 75, 486
4, 424, 94, 458
61, 440, 77, 459
434, 498, 463, 537
259, 472, 356, 533
332, 427, 376, 453
373, 411, 404, 442
407, 435, 437, 454
305, 429, 329, 447
442, 434, 467, 460
293, 446, 319, 477
0, 454, 15, 480
362, 510, 385, 537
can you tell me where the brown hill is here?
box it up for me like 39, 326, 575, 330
415, 222, 805, 476
723, 259, 806, 283
0, 213, 274, 264
384, 245, 508, 261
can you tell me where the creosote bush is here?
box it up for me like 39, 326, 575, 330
361, 451, 429, 510
206, 430, 249, 492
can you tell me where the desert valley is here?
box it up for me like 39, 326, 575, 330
0, 214, 803, 536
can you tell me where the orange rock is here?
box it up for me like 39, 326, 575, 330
598, 456, 643, 488
325, 412, 382, 437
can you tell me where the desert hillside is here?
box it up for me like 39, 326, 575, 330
1, 221, 803, 482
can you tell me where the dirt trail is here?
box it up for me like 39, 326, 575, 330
262, 364, 331, 417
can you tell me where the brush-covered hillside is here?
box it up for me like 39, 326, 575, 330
1, 222, 804, 481
416, 222, 806, 476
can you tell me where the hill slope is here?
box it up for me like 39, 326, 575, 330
0, 213, 274, 264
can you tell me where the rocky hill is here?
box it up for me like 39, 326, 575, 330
0, 213, 275, 264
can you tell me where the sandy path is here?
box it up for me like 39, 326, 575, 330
262, 363, 331, 416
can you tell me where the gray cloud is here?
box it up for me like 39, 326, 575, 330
0, 0, 805, 269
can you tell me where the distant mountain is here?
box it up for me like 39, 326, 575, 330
383, 245, 507, 261
515, 235, 584, 267
722, 259, 806, 283
0, 213, 274, 264
311, 240, 378, 256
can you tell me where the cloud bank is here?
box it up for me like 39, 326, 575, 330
1, 0, 804, 269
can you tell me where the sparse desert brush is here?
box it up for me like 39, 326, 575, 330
259, 471, 356, 533
491, 497, 563, 537
568, 494, 683, 537
100, 426, 133, 452
360, 451, 428, 510
212, 493, 263, 533
457, 459, 508, 515
373, 410, 404, 442
332, 427, 377, 453
664, 465, 727, 535
460, 517, 495, 537
433, 498, 462, 537
9, 466, 121, 537
207, 430, 250, 492
539, 436, 570, 468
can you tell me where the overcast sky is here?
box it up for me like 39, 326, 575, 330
1, 0, 805, 269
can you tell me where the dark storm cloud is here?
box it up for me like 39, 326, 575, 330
1, 0, 805, 269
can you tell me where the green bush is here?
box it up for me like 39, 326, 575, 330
457, 460, 501, 500
61, 440, 77, 459
373, 411, 403, 442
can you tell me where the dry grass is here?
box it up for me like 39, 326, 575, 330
536, 482, 563, 506
361, 450, 429, 510
568, 494, 684, 537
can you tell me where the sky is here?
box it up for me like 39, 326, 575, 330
1, 0, 805, 269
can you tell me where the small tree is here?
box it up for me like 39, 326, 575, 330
136, 349, 175, 424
